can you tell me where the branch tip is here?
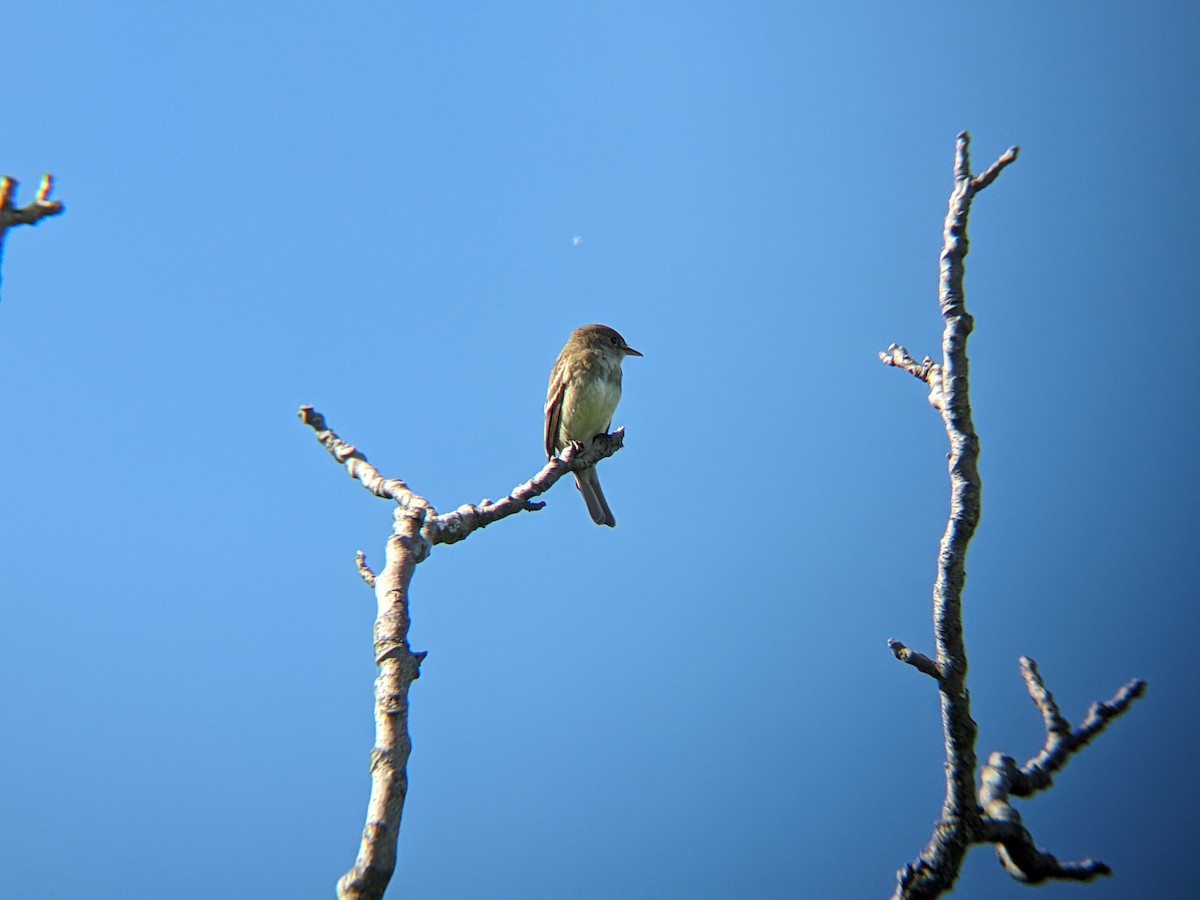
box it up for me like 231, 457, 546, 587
888, 638, 942, 681
0, 171, 66, 234
971, 146, 1020, 192
298, 404, 325, 429
880, 344, 944, 409
355, 551, 377, 588
36, 174, 55, 203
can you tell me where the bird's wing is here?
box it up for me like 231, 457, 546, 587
544, 371, 567, 460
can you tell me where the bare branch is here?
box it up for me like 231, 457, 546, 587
971, 146, 1020, 193
432, 430, 625, 545
889, 132, 994, 898
0, 173, 65, 283
0, 174, 64, 227
969, 661, 1145, 885
889, 133, 1144, 898
300, 404, 631, 898
879, 344, 944, 410
299, 404, 627, 547
1015, 658, 1146, 795
1075, 679, 1147, 744
888, 638, 942, 681
296, 406, 431, 898
892, 133, 1009, 900
1019, 657, 1072, 747
355, 551, 377, 589
982, 811, 1112, 884
298, 406, 433, 513
337, 507, 429, 900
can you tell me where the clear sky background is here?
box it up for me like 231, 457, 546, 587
2, 3, 1196, 898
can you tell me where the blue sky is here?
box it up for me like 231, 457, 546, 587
2, 3, 1197, 898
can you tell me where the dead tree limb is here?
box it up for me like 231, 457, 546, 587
298, 405, 626, 900
0, 174, 64, 284
880, 133, 1145, 898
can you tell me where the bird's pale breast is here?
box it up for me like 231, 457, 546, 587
559, 367, 621, 450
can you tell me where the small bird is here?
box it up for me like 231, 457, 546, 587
544, 324, 642, 526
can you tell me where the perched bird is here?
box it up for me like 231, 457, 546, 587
544, 324, 642, 526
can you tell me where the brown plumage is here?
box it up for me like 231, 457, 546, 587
544, 324, 642, 526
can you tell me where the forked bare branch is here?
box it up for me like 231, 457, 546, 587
882, 134, 1143, 898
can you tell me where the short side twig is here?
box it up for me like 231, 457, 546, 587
355, 551, 377, 589
971, 147, 1020, 193
888, 639, 942, 682
879, 344, 944, 411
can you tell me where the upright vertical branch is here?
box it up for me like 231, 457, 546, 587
882, 134, 1142, 898
893, 134, 1018, 890
927, 133, 1018, 846
337, 506, 430, 900
0, 174, 65, 285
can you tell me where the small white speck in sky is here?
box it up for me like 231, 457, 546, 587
571, 235, 583, 246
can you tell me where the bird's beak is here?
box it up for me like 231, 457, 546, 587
624, 346, 643, 357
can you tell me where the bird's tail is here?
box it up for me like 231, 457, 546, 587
575, 467, 615, 527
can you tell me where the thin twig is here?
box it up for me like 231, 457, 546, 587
355, 551, 377, 589
878, 344, 944, 410
971, 147, 1020, 192
888, 639, 942, 682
